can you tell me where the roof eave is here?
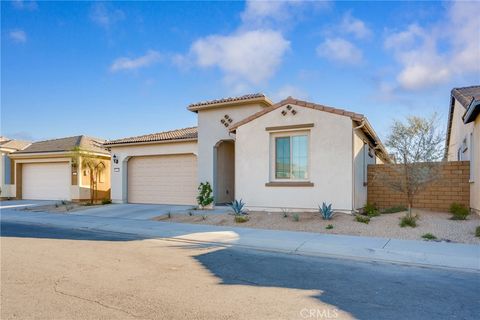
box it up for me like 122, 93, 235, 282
187, 97, 273, 113
360, 118, 392, 163
104, 138, 198, 148
463, 100, 480, 124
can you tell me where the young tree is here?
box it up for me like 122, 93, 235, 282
71, 147, 106, 204
384, 114, 445, 217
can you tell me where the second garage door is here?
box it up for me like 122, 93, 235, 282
127, 154, 197, 205
22, 162, 71, 200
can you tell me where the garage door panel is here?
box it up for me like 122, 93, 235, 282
128, 154, 197, 205
22, 162, 71, 200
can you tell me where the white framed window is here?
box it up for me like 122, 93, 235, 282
271, 131, 309, 180
470, 132, 475, 182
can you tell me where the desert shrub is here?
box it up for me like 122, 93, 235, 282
449, 203, 469, 220
400, 214, 418, 227
234, 215, 249, 223
382, 205, 407, 214
355, 215, 370, 224
319, 202, 334, 220
281, 208, 289, 218
188, 211, 194, 216
202, 214, 207, 221
422, 233, 437, 240
476, 226, 480, 238
229, 199, 246, 215
326, 224, 334, 230
197, 182, 214, 208
292, 213, 300, 222
364, 203, 380, 217
101, 198, 112, 205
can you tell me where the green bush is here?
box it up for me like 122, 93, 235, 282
449, 203, 469, 220
364, 203, 379, 217
355, 215, 370, 224
292, 213, 300, 222
475, 226, 480, 238
382, 205, 407, 214
101, 198, 112, 205
325, 224, 334, 230
197, 182, 214, 208
400, 215, 418, 227
422, 233, 437, 240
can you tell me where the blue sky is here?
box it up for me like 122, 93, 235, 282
2, 0, 479, 142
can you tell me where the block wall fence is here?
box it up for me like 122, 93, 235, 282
367, 161, 470, 212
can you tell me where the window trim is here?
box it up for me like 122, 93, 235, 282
470, 132, 475, 182
270, 130, 310, 182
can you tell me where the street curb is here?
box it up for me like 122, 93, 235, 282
2, 216, 479, 273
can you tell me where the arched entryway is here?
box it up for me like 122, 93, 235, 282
214, 140, 235, 204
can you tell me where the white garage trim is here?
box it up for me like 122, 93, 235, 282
127, 154, 197, 205
22, 162, 71, 200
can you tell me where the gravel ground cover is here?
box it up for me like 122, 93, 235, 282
154, 209, 480, 244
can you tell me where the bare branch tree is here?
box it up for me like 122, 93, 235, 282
383, 113, 445, 217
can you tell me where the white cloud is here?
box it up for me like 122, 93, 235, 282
340, 12, 372, 39
316, 38, 363, 65
384, 0, 480, 91
175, 0, 325, 91
271, 85, 308, 101
190, 30, 290, 86
9, 29, 27, 43
384, 24, 424, 50
240, 0, 328, 30
110, 50, 162, 72
90, 3, 125, 29
12, 0, 37, 11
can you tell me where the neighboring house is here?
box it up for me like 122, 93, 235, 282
9, 135, 111, 201
105, 94, 390, 212
0, 137, 31, 198
445, 85, 480, 214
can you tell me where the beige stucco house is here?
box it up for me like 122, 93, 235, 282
9, 135, 111, 201
446, 85, 480, 214
106, 94, 390, 213
0, 137, 31, 198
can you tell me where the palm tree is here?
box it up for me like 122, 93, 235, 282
71, 147, 106, 204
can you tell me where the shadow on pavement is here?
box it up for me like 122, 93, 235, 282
190, 244, 479, 320
1, 222, 146, 241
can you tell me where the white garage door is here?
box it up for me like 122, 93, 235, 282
128, 154, 197, 205
22, 162, 71, 200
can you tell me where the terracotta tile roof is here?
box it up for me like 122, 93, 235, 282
229, 97, 365, 131
0, 138, 31, 151
104, 127, 198, 146
451, 85, 480, 108
445, 85, 480, 157
188, 93, 272, 111
228, 96, 390, 163
14, 135, 109, 155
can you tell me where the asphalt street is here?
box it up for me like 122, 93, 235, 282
1, 221, 479, 319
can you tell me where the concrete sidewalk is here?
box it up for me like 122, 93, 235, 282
1, 209, 479, 272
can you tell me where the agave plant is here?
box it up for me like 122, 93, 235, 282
229, 199, 246, 215
319, 202, 334, 220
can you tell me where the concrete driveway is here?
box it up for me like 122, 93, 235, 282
72, 203, 231, 220
71, 203, 191, 220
